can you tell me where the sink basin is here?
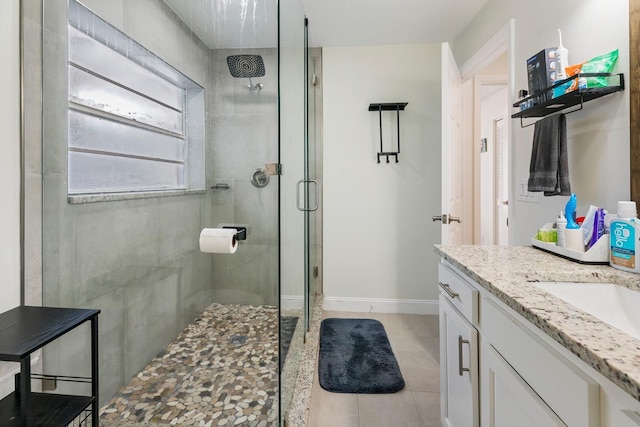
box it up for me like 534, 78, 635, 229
534, 282, 640, 340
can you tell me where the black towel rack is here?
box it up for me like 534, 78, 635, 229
511, 73, 624, 128
369, 102, 408, 163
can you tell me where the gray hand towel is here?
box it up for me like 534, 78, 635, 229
527, 114, 571, 196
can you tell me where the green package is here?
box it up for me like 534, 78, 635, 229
579, 49, 619, 89
536, 229, 557, 243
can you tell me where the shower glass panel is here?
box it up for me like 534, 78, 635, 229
278, 0, 307, 422
38, 1, 304, 425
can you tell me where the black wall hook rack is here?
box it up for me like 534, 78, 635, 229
369, 102, 408, 163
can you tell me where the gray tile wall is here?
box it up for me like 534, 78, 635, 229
24, 0, 43, 308
29, 0, 289, 406
39, 0, 216, 403
208, 48, 279, 307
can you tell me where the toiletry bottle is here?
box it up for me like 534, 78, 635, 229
564, 193, 585, 252
565, 193, 579, 230
610, 201, 640, 273
557, 211, 567, 248
556, 29, 569, 80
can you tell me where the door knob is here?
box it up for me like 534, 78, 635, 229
432, 214, 448, 223
449, 215, 461, 223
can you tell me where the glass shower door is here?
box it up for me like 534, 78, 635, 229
278, 0, 307, 422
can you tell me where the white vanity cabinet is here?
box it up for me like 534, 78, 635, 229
480, 296, 599, 427
482, 343, 567, 426
438, 258, 640, 427
438, 263, 479, 427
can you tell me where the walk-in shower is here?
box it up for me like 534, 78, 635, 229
28, 0, 314, 425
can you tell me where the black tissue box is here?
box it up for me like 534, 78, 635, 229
527, 47, 558, 96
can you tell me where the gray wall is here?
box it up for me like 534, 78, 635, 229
40, 0, 215, 403
0, 0, 23, 400
208, 48, 279, 307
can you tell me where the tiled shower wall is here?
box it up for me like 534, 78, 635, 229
22, 0, 305, 407
38, 0, 216, 404
208, 48, 279, 307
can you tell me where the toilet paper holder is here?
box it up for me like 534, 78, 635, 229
223, 226, 247, 241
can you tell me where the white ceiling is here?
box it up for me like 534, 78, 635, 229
163, 0, 488, 49
303, 0, 488, 47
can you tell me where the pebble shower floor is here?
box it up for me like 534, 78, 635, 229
99, 304, 279, 426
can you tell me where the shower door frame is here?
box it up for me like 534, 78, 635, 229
277, 0, 309, 424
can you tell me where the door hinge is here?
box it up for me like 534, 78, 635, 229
313, 266, 319, 278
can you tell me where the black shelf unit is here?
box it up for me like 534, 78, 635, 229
0, 306, 100, 426
369, 102, 408, 163
511, 73, 624, 127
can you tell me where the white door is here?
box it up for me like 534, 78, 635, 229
478, 83, 509, 245
440, 296, 479, 427
494, 116, 509, 245
440, 42, 463, 244
482, 344, 567, 427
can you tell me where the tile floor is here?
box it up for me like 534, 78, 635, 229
307, 311, 441, 427
99, 304, 280, 426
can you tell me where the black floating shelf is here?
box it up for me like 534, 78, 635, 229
512, 73, 624, 127
369, 103, 408, 163
0, 392, 94, 426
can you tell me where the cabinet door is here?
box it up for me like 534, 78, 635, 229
439, 296, 479, 427
482, 343, 567, 427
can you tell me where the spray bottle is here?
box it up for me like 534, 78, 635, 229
564, 193, 584, 252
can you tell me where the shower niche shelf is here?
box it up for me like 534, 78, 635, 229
369, 102, 408, 163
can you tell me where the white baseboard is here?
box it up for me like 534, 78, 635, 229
281, 295, 304, 311
323, 297, 438, 315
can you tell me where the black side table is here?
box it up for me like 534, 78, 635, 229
0, 306, 100, 426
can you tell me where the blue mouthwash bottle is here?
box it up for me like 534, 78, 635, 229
610, 201, 640, 273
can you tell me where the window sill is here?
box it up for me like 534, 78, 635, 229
67, 189, 207, 205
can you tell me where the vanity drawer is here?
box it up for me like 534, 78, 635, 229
438, 263, 479, 324
482, 297, 600, 427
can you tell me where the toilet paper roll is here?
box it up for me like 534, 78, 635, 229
199, 228, 237, 254
564, 228, 585, 253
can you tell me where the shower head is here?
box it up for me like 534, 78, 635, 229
227, 55, 265, 91
226, 55, 265, 78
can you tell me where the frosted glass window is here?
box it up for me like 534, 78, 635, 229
69, 27, 183, 111
69, 111, 184, 163
67, 0, 203, 195
68, 152, 184, 194
69, 67, 184, 134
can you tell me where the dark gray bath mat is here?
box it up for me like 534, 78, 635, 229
318, 318, 404, 393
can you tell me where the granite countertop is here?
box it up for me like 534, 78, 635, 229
434, 244, 640, 402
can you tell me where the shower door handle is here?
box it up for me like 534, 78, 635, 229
296, 180, 319, 212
